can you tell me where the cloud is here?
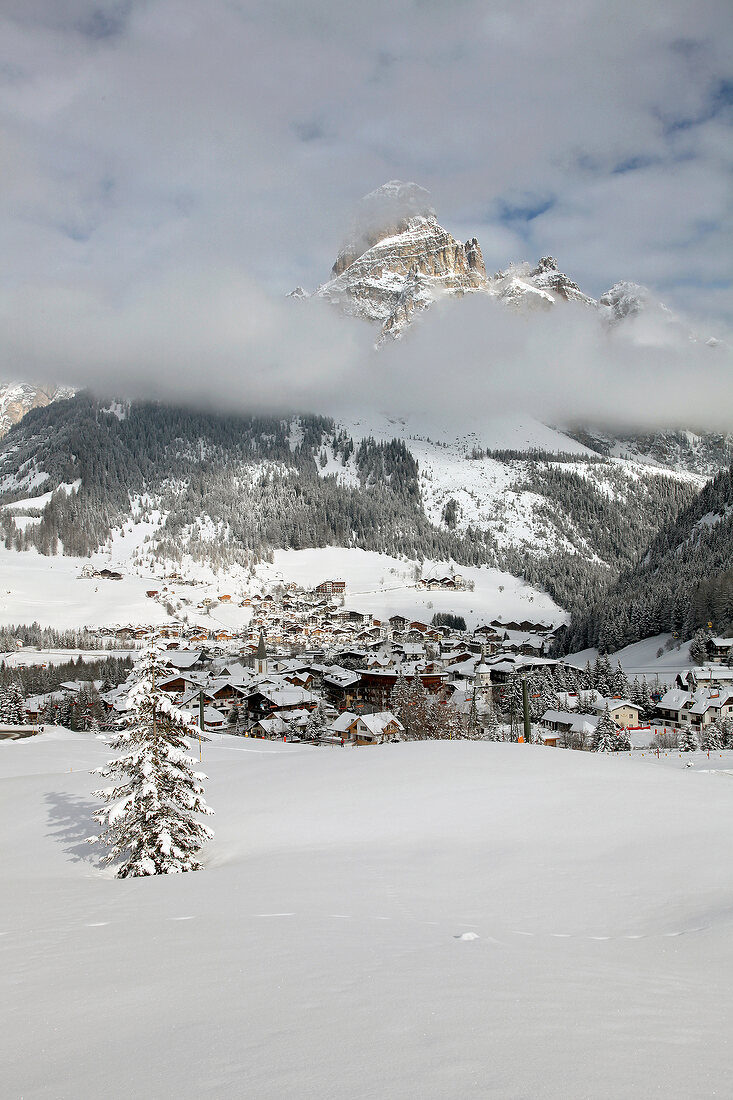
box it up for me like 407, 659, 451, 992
0, 0, 731, 424
4, 266, 732, 437
376, 294, 733, 434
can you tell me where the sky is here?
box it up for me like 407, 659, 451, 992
1, 0, 732, 427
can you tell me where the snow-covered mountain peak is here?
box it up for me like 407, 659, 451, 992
330, 180, 438, 280
598, 280, 723, 348
491, 258, 597, 310
599, 281, 651, 321
316, 182, 488, 338
359, 180, 436, 227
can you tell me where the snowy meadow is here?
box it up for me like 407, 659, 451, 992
2, 730, 732, 1099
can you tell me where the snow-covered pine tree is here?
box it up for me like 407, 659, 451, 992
721, 718, 733, 749
90, 648, 214, 877
689, 628, 711, 666
611, 661, 629, 698
1, 683, 25, 724
389, 669, 410, 720
614, 725, 632, 752
466, 692, 479, 739
700, 721, 723, 750
629, 677, 643, 710
677, 724, 698, 752
592, 705, 618, 753
303, 703, 325, 741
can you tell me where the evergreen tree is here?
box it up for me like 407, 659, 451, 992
701, 721, 723, 750
629, 677, 643, 709
610, 661, 629, 698
678, 725, 698, 752
0, 683, 25, 724
483, 705, 501, 741
689, 629, 711, 666
466, 692, 479, 739
303, 703, 326, 742
592, 705, 618, 753
90, 649, 214, 877
615, 725, 632, 752
389, 669, 410, 720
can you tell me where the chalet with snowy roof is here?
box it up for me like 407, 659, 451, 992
590, 698, 640, 729
708, 637, 733, 664
181, 704, 226, 730
163, 650, 209, 671
541, 710, 600, 740
655, 687, 733, 731
329, 710, 403, 745
688, 688, 733, 730
322, 666, 362, 710
245, 686, 319, 722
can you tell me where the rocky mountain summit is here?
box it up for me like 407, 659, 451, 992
299, 181, 723, 349
304, 181, 632, 339
0, 382, 74, 438
315, 181, 488, 338
491, 255, 597, 310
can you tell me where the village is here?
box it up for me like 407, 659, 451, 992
3, 576, 732, 751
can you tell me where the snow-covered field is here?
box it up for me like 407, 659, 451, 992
0, 647, 136, 667
0, 542, 256, 633
2, 730, 732, 1098
0, 540, 564, 632
257, 547, 565, 628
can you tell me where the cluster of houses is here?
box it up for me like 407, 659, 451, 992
416, 572, 469, 591
655, 667, 733, 734
81, 595, 565, 744
12, 577, 733, 748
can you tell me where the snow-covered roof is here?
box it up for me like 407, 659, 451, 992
356, 711, 403, 738
330, 711, 357, 733
541, 710, 599, 735
658, 689, 691, 711
591, 697, 637, 714
163, 650, 205, 669
323, 665, 361, 688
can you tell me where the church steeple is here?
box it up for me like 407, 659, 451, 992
255, 628, 268, 675
474, 645, 493, 712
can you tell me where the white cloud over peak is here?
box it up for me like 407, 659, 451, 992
0, 0, 731, 422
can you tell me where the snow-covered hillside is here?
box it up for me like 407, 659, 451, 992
3, 732, 733, 1098
257, 547, 564, 629
326, 409, 703, 565
0, 399, 706, 625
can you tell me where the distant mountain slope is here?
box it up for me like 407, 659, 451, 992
562, 463, 733, 651
0, 395, 702, 615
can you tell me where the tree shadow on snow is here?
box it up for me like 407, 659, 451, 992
45, 791, 103, 866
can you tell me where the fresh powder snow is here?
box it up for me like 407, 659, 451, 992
2, 730, 732, 1098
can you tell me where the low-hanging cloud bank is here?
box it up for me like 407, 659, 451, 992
4, 274, 732, 435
